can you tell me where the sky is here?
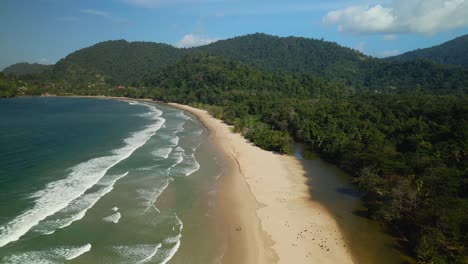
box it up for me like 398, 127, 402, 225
1, 0, 468, 70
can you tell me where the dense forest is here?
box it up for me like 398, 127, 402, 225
2, 62, 51, 77
1, 33, 468, 263
388, 34, 468, 67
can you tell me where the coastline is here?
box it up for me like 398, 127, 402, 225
42, 95, 355, 263
169, 103, 354, 264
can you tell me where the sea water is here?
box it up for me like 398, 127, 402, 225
0, 97, 223, 263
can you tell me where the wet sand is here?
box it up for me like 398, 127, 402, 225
170, 103, 354, 264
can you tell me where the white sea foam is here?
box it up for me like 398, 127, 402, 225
169, 151, 200, 177
0, 104, 164, 248
62, 243, 92, 260
180, 153, 201, 176
103, 212, 121, 224
111, 215, 183, 264
167, 147, 185, 172
168, 136, 179, 146
137, 243, 162, 263
158, 214, 183, 264
176, 111, 191, 120
193, 129, 203, 136
151, 147, 172, 159
135, 103, 163, 121
113, 244, 161, 263
136, 164, 160, 171
2, 244, 92, 263
138, 177, 171, 214
34, 172, 129, 235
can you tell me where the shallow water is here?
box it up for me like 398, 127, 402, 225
0, 97, 223, 263
295, 144, 414, 264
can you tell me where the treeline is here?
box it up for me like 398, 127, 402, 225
4, 53, 468, 263
139, 56, 468, 263
0, 73, 44, 97
387, 34, 468, 67
7, 33, 468, 94
286, 95, 467, 263
0, 73, 18, 97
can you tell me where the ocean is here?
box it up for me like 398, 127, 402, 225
0, 97, 224, 263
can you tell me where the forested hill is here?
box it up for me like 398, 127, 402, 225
195, 33, 371, 83
6, 33, 468, 92
2, 62, 52, 77
387, 34, 468, 67
141, 55, 354, 102
3, 34, 468, 263
50, 40, 184, 84
33, 33, 372, 85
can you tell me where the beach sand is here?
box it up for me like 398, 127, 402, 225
63, 96, 355, 263
170, 103, 354, 264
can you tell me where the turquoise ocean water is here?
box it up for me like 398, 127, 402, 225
0, 97, 223, 263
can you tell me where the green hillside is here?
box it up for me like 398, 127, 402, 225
4, 33, 468, 263
195, 33, 371, 83
388, 34, 468, 67
50, 40, 185, 84
2, 62, 52, 76
18, 33, 465, 94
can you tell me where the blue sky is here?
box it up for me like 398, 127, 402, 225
1, 0, 468, 70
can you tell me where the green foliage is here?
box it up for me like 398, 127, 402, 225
142, 55, 353, 101
50, 40, 185, 84
295, 95, 468, 263
3, 33, 468, 263
10, 33, 468, 95
196, 33, 371, 84
388, 34, 468, 67
2, 62, 52, 77
0, 73, 18, 97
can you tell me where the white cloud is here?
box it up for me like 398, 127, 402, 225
324, 5, 395, 33
379, 49, 401, 57
354, 41, 366, 52
37, 58, 50, 64
323, 0, 468, 35
175, 33, 219, 48
383, 34, 396, 40
80, 9, 109, 17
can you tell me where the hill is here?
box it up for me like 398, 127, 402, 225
48, 33, 468, 92
6, 34, 468, 263
2, 62, 52, 76
50, 40, 184, 84
195, 33, 371, 84
6, 33, 468, 94
387, 34, 468, 67
141, 54, 354, 103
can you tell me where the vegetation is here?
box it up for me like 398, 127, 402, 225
300, 95, 468, 264
388, 34, 468, 67
2, 62, 52, 77
49, 40, 185, 85
0, 73, 19, 97
2, 33, 468, 263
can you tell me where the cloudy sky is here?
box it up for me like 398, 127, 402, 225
1, 0, 467, 69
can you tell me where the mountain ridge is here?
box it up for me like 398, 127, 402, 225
3, 33, 468, 94
387, 34, 468, 67
2, 62, 52, 76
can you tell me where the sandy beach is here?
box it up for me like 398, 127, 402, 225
170, 103, 354, 264
62, 96, 355, 263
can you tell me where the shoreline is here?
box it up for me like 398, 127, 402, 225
169, 103, 355, 264
32, 95, 355, 263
